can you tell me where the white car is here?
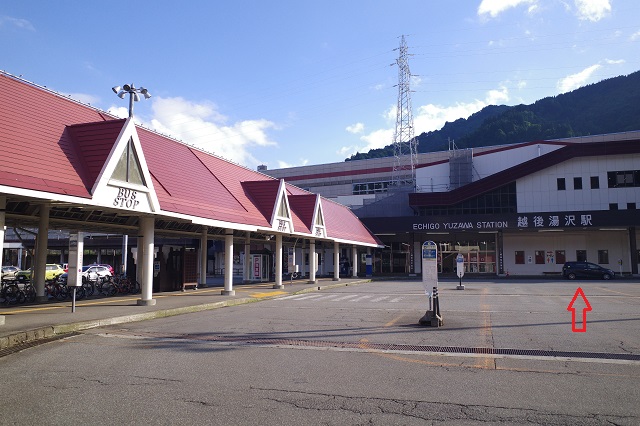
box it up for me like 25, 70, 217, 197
82, 265, 112, 282
2, 266, 21, 281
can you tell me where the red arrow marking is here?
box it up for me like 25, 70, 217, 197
567, 287, 592, 332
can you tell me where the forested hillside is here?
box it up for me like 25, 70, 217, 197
346, 70, 640, 161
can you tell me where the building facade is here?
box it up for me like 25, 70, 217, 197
0, 72, 381, 306
265, 133, 640, 277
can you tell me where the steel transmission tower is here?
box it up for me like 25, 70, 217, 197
391, 35, 418, 190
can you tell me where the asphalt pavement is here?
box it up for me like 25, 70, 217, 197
0, 276, 370, 351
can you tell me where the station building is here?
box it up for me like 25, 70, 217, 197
0, 72, 381, 304
265, 132, 640, 277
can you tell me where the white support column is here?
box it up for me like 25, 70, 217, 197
308, 239, 316, 283
333, 241, 340, 281
137, 216, 156, 306
136, 235, 143, 286
273, 234, 283, 289
352, 246, 358, 278
35, 204, 50, 300
222, 230, 235, 295
244, 231, 251, 283
199, 228, 208, 288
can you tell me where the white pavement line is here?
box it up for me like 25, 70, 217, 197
291, 294, 325, 301
274, 294, 303, 300
350, 295, 374, 302
370, 296, 391, 302
390, 297, 403, 302
332, 294, 360, 301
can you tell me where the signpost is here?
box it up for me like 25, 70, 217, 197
419, 241, 442, 327
456, 254, 465, 290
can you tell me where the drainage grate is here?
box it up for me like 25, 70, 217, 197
125, 331, 640, 362
0, 332, 80, 359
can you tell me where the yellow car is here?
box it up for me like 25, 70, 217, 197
15, 264, 65, 283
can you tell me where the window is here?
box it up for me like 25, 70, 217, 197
607, 170, 640, 188
627, 203, 637, 210
113, 138, 145, 185
555, 250, 566, 264
573, 177, 582, 190
535, 250, 545, 264
557, 178, 566, 190
515, 251, 525, 264
609, 203, 619, 210
590, 176, 599, 189
352, 180, 391, 195
576, 250, 587, 262
598, 250, 609, 264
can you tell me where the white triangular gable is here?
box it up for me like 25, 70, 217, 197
270, 179, 294, 234
311, 195, 326, 238
91, 118, 160, 213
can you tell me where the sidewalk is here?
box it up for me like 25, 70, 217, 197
0, 277, 371, 351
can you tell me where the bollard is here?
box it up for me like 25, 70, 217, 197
431, 286, 443, 327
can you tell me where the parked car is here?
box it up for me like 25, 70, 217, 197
15, 264, 65, 283
1, 266, 21, 281
562, 261, 615, 280
82, 265, 112, 282
96, 264, 115, 275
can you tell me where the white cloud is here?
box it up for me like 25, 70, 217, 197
604, 59, 625, 65
107, 106, 130, 119
346, 122, 365, 134
144, 96, 277, 167
557, 64, 601, 93
486, 86, 510, 104
574, 0, 611, 22
0, 15, 35, 31
339, 86, 511, 158
630, 30, 640, 42
358, 128, 395, 152
477, 0, 537, 18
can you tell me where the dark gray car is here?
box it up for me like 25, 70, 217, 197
562, 261, 615, 280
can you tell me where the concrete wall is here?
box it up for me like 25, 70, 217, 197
516, 154, 640, 213
502, 230, 632, 275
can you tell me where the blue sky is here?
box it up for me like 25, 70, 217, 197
1, 0, 639, 170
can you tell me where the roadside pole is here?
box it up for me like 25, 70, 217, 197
419, 241, 443, 327
456, 254, 465, 290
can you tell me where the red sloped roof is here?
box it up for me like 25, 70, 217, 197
0, 73, 114, 197
322, 198, 382, 245
138, 128, 271, 227
288, 194, 317, 234
67, 119, 126, 191
240, 179, 282, 223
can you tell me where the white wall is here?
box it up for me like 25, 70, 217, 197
472, 143, 563, 181
517, 154, 640, 213
503, 230, 631, 275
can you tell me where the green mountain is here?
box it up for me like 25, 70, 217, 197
346, 70, 640, 161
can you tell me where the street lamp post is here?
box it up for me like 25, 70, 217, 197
112, 83, 151, 118
111, 83, 152, 278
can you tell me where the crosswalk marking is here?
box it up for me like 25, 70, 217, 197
332, 294, 360, 301
275, 293, 404, 304
350, 295, 373, 302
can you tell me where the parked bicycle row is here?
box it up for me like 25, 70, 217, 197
0, 274, 140, 306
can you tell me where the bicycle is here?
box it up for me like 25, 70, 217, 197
1, 281, 24, 305
45, 280, 68, 301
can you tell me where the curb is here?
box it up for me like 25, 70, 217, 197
0, 279, 372, 351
